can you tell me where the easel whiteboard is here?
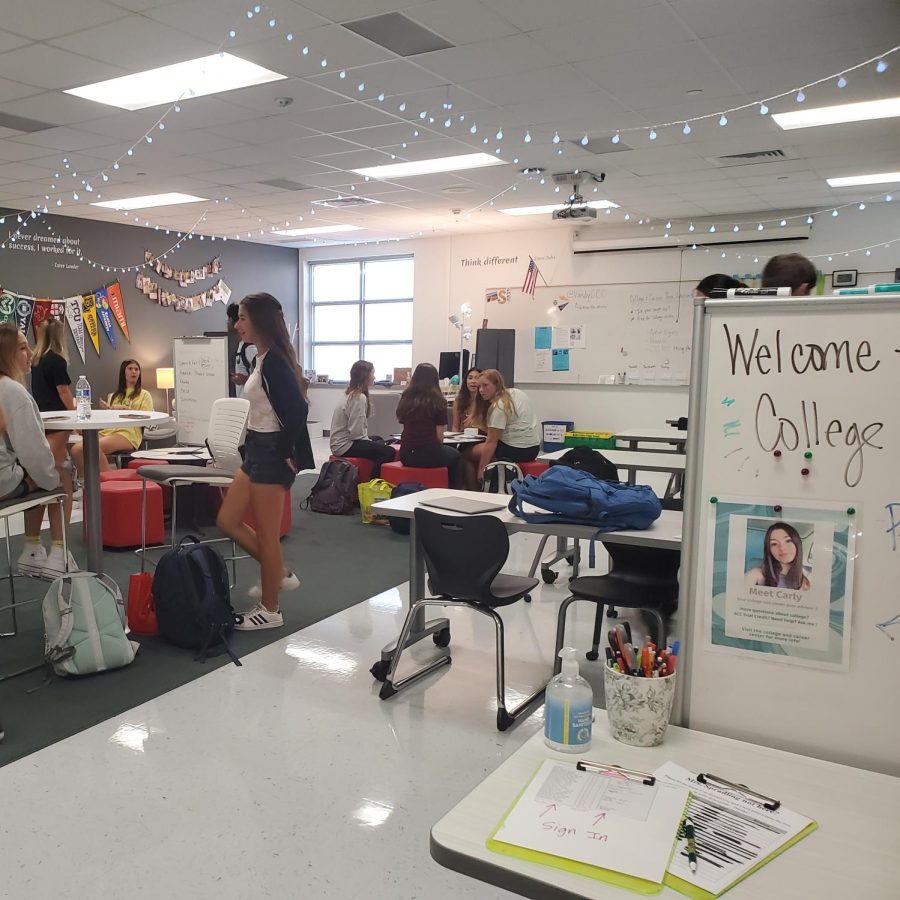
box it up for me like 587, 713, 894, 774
680, 295, 900, 775
484, 282, 693, 385
173, 336, 229, 444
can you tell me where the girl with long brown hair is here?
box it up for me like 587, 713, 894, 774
451, 366, 481, 432
329, 359, 394, 477
397, 363, 461, 487
216, 293, 313, 630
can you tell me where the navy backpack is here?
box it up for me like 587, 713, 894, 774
387, 480, 426, 534
152, 536, 241, 665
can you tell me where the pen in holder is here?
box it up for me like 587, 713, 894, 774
603, 665, 676, 747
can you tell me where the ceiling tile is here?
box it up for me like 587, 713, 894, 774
417, 34, 556, 83
407, 0, 519, 45
0, 44, 127, 91
3, 0, 129, 41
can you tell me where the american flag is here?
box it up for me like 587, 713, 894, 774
522, 257, 540, 296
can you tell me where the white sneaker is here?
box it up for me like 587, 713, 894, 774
17, 544, 47, 576
235, 604, 283, 631
248, 570, 299, 600
42, 547, 79, 579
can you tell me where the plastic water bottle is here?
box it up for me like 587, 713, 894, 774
75, 375, 91, 421
544, 647, 593, 753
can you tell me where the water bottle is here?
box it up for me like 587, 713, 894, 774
75, 375, 91, 421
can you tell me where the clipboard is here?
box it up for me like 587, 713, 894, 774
656, 765, 818, 899
486, 760, 689, 895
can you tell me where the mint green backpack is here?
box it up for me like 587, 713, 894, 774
43, 573, 139, 677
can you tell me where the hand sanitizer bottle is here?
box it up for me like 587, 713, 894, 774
544, 647, 593, 753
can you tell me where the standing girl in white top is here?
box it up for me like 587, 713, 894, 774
461, 368, 540, 489
329, 359, 395, 477
216, 293, 313, 631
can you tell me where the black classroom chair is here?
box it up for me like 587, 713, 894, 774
379, 507, 545, 731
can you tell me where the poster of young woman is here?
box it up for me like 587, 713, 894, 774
704, 497, 856, 669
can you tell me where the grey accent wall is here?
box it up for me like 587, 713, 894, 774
0, 210, 298, 409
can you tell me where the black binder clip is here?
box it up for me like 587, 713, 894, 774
696, 773, 781, 810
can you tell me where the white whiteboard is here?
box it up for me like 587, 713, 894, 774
173, 336, 229, 444
484, 282, 693, 385
680, 295, 900, 775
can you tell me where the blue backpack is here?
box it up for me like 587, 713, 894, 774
508, 466, 661, 533
152, 536, 241, 665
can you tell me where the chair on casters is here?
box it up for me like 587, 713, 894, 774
379, 508, 544, 731
135, 398, 250, 584
0, 489, 69, 679
553, 541, 680, 671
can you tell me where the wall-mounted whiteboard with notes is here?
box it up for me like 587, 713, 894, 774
173, 336, 229, 444
483, 282, 693, 385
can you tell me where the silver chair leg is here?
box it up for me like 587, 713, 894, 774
528, 534, 551, 578
1, 524, 16, 637
553, 594, 580, 675
170, 484, 179, 548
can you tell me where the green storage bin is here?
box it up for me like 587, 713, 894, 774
563, 430, 615, 450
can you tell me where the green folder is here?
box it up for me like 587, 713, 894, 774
486, 766, 686, 896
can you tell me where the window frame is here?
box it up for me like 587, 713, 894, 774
308, 255, 414, 378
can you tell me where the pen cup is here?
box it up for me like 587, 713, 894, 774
603, 666, 676, 747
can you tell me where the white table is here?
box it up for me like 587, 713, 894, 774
42, 410, 171, 574
539, 448, 686, 486
614, 427, 687, 454
371, 489, 681, 667
431, 710, 900, 900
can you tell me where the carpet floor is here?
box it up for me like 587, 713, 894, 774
0, 488, 409, 767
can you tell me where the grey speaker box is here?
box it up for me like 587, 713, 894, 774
475, 328, 515, 386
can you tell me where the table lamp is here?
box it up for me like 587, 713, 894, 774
156, 367, 174, 416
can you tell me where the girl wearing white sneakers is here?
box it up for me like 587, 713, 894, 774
0, 324, 74, 578
216, 293, 312, 630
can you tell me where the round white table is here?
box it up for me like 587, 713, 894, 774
41, 410, 171, 574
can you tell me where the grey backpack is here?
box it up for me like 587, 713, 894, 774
307, 459, 358, 514
43, 573, 139, 677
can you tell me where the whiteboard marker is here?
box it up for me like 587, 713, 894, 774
711, 287, 791, 298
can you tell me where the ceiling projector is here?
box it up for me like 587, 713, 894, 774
550, 170, 605, 222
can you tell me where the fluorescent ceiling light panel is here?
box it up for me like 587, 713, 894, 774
273, 225, 362, 236
826, 171, 900, 187
499, 200, 619, 216
352, 153, 505, 179
772, 96, 900, 130
65, 53, 285, 111
91, 192, 207, 210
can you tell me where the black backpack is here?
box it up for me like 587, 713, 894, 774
387, 481, 426, 534
307, 459, 358, 515
557, 445, 619, 482
152, 536, 240, 665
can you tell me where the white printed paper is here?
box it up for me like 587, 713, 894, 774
656, 762, 815, 896
535, 349, 551, 372
493, 760, 688, 885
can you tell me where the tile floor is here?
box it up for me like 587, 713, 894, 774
0, 436, 653, 898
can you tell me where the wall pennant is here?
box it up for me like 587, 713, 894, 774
0, 291, 15, 326
64, 296, 85, 363
31, 299, 53, 340
95, 287, 116, 349
81, 292, 100, 356
14, 295, 34, 335
105, 281, 130, 341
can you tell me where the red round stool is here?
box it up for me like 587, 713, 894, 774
89, 480, 165, 548
100, 469, 139, 482
329, 455, 375, 482
381, 461, 448, 489
519, 461, 549, 477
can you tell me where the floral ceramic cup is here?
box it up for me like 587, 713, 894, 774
603, 666, 677, 747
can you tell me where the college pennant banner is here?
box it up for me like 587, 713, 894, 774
50, 301, 66, 320
14, 295, 34, 335
0, 291, 15, 326
105, 281, 130, 341
31, 299, 52, 340
95, 287, 116, 349
81, 293, 100, 356
64, 296, 85, 364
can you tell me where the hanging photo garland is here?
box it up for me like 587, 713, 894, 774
135, 271, 231, 313
143, 250, 221, 286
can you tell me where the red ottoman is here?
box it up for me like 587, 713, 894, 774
329, 455, 375, 482
519, 461, 549, 477
128, 458, 168, 470
100, 469, 139, 482
90, 480, 164, 548
380, 461, 448, 489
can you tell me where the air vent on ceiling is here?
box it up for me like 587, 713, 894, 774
312, 196, 379, 209
568, 139, 632, 155
344, 13, 454, 56
0, 112, 57, 133
258, 178, 314, 191
709, 149, 789, 168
